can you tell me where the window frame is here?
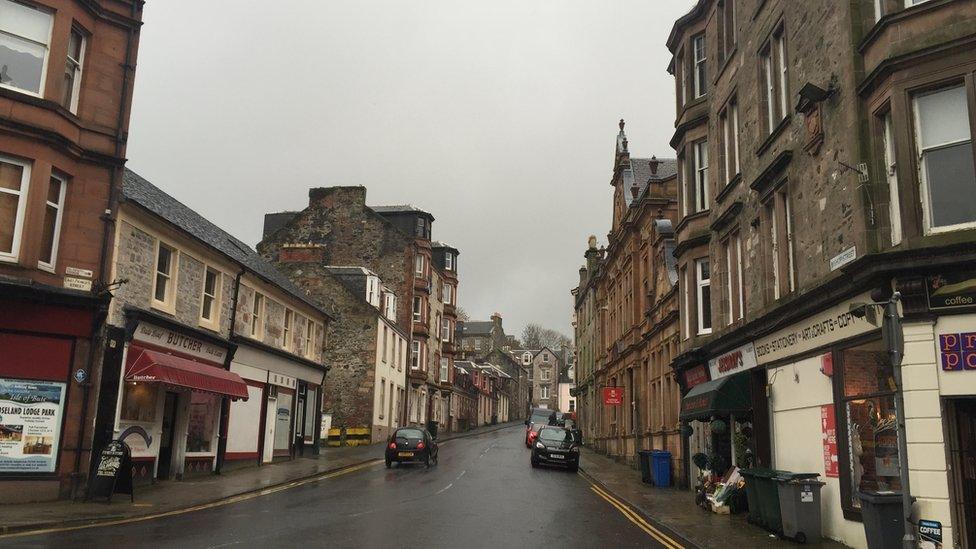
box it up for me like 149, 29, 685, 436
62, 25, 86, 113
881, 110, 902, 245
695, 258, 712, 335
440, 357, 450, 383
304, 319, 314, 359
151, 241, 178, 313
199, 266, 221, 327
444, 252, 453, 271
721, 100, 740, 185
0, 0, 54, 98
692, 34, 707, 98
411, 340, 421, 369
412, 296, 423, 323
911, 83, 976, 234
760, 25, 788, 135
37, 172, 67, 272
250, 291, 265, 340
694, 140, 709, 212
283, 308, 293, 351
0, 154, 32, 263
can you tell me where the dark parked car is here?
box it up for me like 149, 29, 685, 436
530, 426, 580, 472
386, 427, 438, 468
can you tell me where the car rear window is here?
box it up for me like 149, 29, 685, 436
395, 429, 424, 439
539, 428, 572, 442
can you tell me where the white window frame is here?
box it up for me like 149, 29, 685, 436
440, 358, 449, 383
199, 266, 221, 325
441, 318, 451, 343
777, 33, 788, 120
384, 293, 396, 320
693, 34, 706, 98
0, 0, 53, 98
541, 368, 550, 381
722, 102, 740, 184
303, 318, 314, 358
540, 385, 549, 400
882, 113, 902, 245
0, 155, 31, 263
414, 254, 425, 276
151, 241, 177, 312
251, 292, 265, 339
913, 85, 976, 234
63, 26, 85, 113
443, 283, 453, 305
411, 340, 421, 369
682, 266, 690, 339
784, 193, 796, 293
412, 296, 423, 322
283, 308, 293, 351
445, 252, 453, 271
37, 172, 67, 271
735, 233, 744, 320
694, 140, 709, 212
695, 258, 712, 335
725, 241, 735, 327
769, 201, 781, 300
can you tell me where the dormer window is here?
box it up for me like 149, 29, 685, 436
445, 253, 453, 271
415, 217, 427, 238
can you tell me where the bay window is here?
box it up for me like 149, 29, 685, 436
913, 85, 976, 232
440, 357, 449, 383
0, 155, 30, 262
0, 0, 52, 96
412, 296, 423, 322
61, 27, 85, 112
694, 140, 709, 212
692, 34, 707, 98
881, 112, 902, 245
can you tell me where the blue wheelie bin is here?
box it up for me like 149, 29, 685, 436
651, 450, 672, 487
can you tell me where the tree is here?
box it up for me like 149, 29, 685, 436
520, 323, 571, 350
455, 307, 470, 322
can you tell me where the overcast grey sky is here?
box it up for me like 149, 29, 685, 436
126, 0, 695, 338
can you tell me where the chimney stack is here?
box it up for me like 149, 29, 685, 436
649, 156, 660, 175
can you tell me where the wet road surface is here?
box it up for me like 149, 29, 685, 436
1, 425, 681, 548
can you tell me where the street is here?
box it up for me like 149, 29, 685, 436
0, 426, 681, 549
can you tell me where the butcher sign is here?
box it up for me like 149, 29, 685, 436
603, 387, 624, 406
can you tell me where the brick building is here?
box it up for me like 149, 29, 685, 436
571, 121, 682, 478
0, 0, 142, 501
258, 188, 460, 435
668, 0, 976, 545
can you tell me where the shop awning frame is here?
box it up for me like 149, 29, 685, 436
680, 372, 752, 421
125, 348, 249, 401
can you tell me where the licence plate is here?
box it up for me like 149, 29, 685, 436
398, 452, 414, 458
550, 453, 564, 459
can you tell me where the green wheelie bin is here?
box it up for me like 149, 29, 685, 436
741, 468, 777, 528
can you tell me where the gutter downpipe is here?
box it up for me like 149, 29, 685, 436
216, 268, 246, 475
75, 1, 141, 498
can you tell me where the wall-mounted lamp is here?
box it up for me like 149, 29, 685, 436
795, 82, 836, 114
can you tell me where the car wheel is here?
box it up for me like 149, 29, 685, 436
425, 454, 431, 468
568, 463, 579, 473
385, 459, 391, 469
531, 458, 539, 468
434, 451, 439, 465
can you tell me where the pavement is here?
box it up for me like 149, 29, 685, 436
0, 424, 676, 548
0, 421, 520, 537
578, 447, 851, 549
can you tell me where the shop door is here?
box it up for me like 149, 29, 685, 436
262, 395, 276, 464
951, 399, 976, 548
157, 392, 179, 480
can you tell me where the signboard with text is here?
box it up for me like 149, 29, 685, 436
821, 404, 839, 477
602, 387, 624, 406
132, 322, 227, 364
708, 342, 758, 380
928, 272, 976, 310
754, 292, 877, 365
939, 332, 976, 371
0, 378, 66, 473
683, 365, 709, 389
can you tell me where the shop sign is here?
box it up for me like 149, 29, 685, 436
754, 292, 876, 365
0, 378, 66, 473
938, 332, 976, 371
928, 272, 976, 310
708, 342, 758, 380
65, 266, 93, 278
132, 322, 227, 364
821, 404, 839, 478
683, 365, 709, 389
603, 387, 624, 406
918, 519, 942, 546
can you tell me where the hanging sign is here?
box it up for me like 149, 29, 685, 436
928, 272, 976, 310
683, 365, 709, 389
602, 387, 624, 406
0, 378, 66, 473
918, 519, 942, 547
821, 404, 839, 477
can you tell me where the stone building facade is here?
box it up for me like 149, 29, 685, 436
0, 0, 143, 502
571, 121, 682, 478
668, 0, 976, 545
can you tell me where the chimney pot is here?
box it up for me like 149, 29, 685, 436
649, 156, 660, 175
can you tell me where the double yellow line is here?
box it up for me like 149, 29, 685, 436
589, 482, 684, 548
0, 459, 383, 540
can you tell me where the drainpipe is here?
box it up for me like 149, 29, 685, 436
215, 268, 246, 475
75, 1, 141, 498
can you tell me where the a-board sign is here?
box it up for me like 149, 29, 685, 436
918, 519, 942, 547
87, 440, 134, 503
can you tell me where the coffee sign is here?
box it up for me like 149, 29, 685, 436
708, 342, 758, 380
928, 273, 976, 310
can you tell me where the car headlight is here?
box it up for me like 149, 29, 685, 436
535, 442, 545, 449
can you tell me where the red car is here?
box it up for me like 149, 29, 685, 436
525, 422, 546, 448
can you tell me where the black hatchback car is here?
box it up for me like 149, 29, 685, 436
530, 426, 579, 472
386, 427, 438, 468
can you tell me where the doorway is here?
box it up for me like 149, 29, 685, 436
262, 393, 277, 464
157, 391, 179, 480
949, 398, 976, 548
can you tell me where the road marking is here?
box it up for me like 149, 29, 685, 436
0, 459, 383, 540
435, 482, 454, 495
589, 484, 684, 549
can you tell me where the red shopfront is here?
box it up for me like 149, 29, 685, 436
108, 317, 247, 482
0, 291, 104, 502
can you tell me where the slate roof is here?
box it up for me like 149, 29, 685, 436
460, 321, 494, 336
626, 157, 678, 207
121, 169, 331, 319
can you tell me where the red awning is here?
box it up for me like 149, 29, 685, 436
125, 348, 249, 401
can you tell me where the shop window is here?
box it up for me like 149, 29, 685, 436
61, 27, 85, 112
186, 392, 219, 453
120, 382, 157, 423
0, 0, 53, 97
304, 387, 317, 439
38, 174, 66, 271
0, 155, 30, 262
837, 340, 901, 514
913, 84, 976, 233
